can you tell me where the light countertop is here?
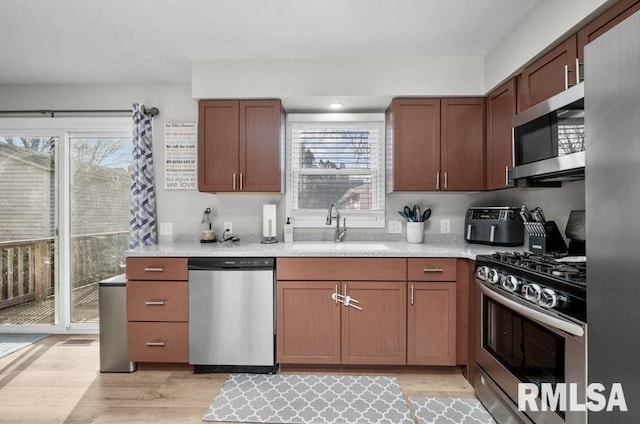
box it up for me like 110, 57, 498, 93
126, 240, 526, 260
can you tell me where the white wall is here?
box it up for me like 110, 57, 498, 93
192, 57, 484, 111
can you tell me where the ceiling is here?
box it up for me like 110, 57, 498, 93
0, 0, 540, 86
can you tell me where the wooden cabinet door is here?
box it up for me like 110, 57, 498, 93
239, 100, 283, 192
520, 35, 578, 110
388, 98, 441, 191
486, 79, 517, 190
341, 281, 407, 365
407, 282, 457, 365
440, 98, 485, 191
577, 0, 640, 61
198, 100, 239, 192
276, 281, 341, 364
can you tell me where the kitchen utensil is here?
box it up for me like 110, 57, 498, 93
421, 208, 431, 221
404, 205, 414, 222
398, 210, 411, 221
520, 205, 532, 222
413, 205, 421, 222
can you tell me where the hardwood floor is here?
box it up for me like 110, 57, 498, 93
0, 335, 475, 423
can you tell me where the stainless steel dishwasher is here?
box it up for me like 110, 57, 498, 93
188, 257, 276, 373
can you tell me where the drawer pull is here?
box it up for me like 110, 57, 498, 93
143, 267, 164, 272
145, 341, 166, 347
144, 301, 166, 306
423, 268, 444, 273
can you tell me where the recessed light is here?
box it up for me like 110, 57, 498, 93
329, 102, 344, 110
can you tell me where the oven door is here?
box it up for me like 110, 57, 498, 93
475, 280, 587, 424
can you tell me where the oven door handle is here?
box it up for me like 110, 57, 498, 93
477, 281, 585, 337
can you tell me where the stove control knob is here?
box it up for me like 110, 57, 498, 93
502, 275, 521, 292
539, 288, 559, 309
476, 266, 490, 281
523, 283, 542, 302
488, 268, 500, 284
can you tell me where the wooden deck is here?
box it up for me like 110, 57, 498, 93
0, 283, 98, 325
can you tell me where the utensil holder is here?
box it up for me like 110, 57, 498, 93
526, 221, 567, 254
406, 222, 425, 243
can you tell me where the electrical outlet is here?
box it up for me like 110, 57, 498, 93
223, 221, 233, 233
159, 222, 173, 236
388, 220, 402, 234
440, 219, 451, 234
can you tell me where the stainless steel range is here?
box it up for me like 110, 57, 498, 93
474, 251, 587, 424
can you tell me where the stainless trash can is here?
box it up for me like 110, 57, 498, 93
99, 274, 136, 372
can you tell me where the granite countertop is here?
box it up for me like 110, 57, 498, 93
127, 239, 526, 260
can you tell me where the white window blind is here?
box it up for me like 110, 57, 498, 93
286, 114, 385, 228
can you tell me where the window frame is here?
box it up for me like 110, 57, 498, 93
285, 113, 386, 228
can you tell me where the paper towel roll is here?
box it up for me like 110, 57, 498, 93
262, 204, 277, 238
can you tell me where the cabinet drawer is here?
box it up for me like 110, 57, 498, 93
127, 281, 188, 322
408, 258, 457, 281
127, 322, 189, 363
277, 258, 406, 281
126, 257, 188, 281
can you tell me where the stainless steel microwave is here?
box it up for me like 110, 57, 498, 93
512, 83, 585, 183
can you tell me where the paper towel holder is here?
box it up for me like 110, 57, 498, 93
261, 204, 278, 244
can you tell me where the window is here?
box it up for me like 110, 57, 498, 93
286, 114, 385, 228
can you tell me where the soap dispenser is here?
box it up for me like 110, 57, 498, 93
284, 217, 294, 243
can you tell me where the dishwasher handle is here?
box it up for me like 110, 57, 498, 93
188, 257, 275, 270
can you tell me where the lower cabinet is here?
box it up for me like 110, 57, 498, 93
276, 281, 341, 364
276, 257, 459, 367
276, 280, 406, 365
407, 282, 457, 366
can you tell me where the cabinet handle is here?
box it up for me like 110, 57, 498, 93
444, 171, 448, 190
144, 301, 166, 306
145, 341, 166, 347
143, 267, 164, 272
423, 268, 444, 273
334, 284, 339, 304
232, 173, 237, 191
564, 64, 569, 90
436, 172, 440, 190
240, 173, 244, 191
505, 166, 510, 187
575, 58, 582, 85
410, 284, 415, 305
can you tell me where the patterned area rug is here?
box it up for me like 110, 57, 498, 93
203, 373, 414, 424
410, 397, 496, 424
0, 333, 48, 358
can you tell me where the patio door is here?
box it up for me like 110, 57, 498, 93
0, 118, 131, 332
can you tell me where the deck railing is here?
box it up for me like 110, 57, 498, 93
0, 231, 128, 310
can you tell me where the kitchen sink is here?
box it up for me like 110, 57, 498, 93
290, 242, 390, 251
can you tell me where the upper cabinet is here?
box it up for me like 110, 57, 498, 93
440, 98, 486, 191
386, 97, 485, 192
198, 99, 284, 193
518, 35, 578, 111
577, 0, 640, 61
486, 78, 517, 190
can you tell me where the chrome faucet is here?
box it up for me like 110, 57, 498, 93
326, 203, 347, 242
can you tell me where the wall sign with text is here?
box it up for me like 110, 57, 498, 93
164, 123, 197, 190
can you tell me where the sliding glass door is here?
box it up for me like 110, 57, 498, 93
0, 136, 58, 325
69, 134, 131, 324
0, 118, 131, 331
